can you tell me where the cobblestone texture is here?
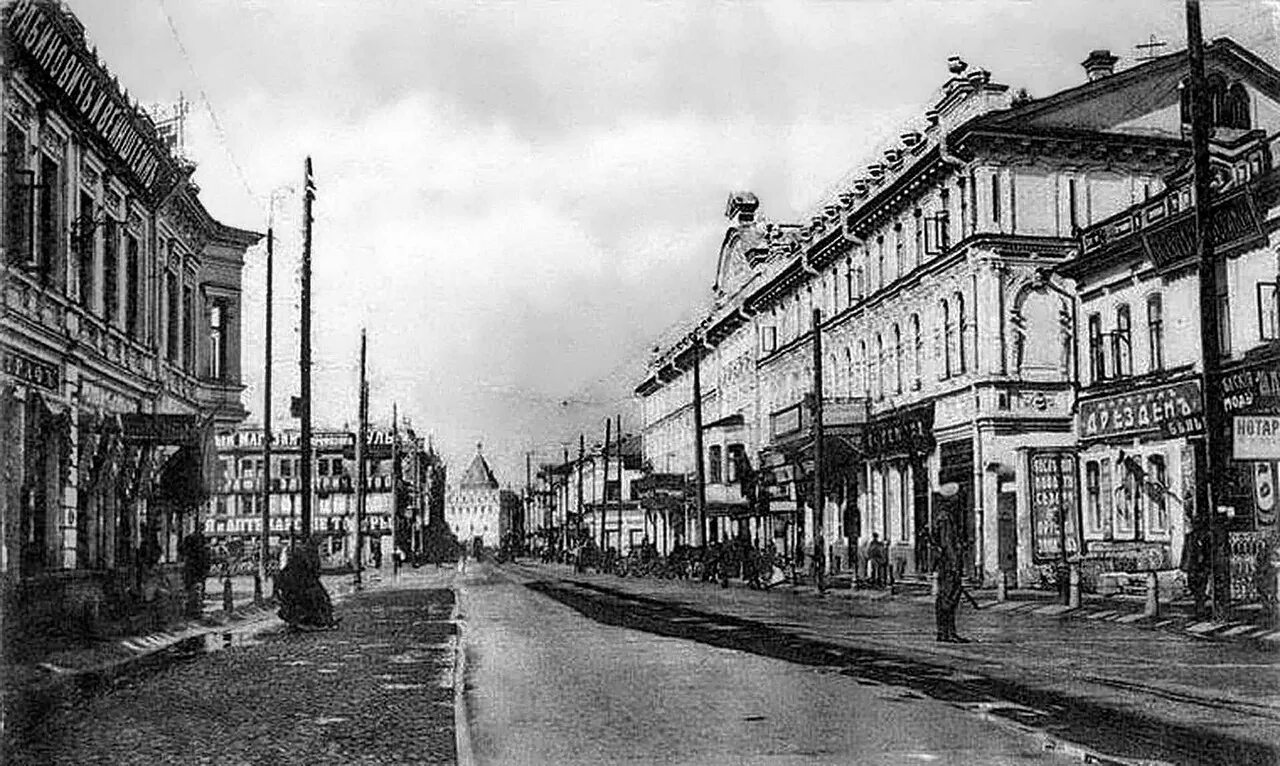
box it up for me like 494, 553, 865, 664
5, 587, 457, 766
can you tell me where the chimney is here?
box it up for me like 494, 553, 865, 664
1082, 50, 1118, 82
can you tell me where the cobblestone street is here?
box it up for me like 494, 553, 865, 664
6, 574, 458, 766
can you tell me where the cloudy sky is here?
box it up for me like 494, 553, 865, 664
63, 0, 1277, 485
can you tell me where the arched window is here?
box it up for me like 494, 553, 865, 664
857, 339, 868, 396
894, 223, 904, 282
1114, 304, 1132, 377
910, 313, 922, 389
1223, 82, 1250, 129
1207, 74, 1227, 125
893, 323, 903, 394
876, 236, 886, 290
941, 299, 952, 378
954, 291, 967, 374
845, 259, 854, 308
844, 347, 854, 396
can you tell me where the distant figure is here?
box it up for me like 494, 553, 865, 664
868, 533, 887, 587
812, 531, 827, 594
458, 546, 468, 575
1180, 516, 1212, 618
933, 483, 969, 643
393, 546, 405, 578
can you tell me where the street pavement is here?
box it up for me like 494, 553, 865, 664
459, 562, 1083, 766
4, 569, 459, 766
502, 560, 1280, 766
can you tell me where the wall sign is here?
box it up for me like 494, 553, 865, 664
1220, 364, 1280, 415
1079, 379, 1203, 443
1234, 415, 1280, 460
864, 403, 935, 457
1030, 450, 1081, 563
1, 344, 60, 392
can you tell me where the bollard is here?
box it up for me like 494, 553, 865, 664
1068, 562, 1081, 610
1144, 571, 1159, 618
996, 571, 1007, 603
930, 571, 939, 598
223, 576, 234, 614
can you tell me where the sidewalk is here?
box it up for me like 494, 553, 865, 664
1, 568, 399, 738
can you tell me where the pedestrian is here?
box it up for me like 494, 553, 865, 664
868, 533, 887, 587
1180, 516, 1212, 618
393, 546, 405, 579
933, 482, 969, 643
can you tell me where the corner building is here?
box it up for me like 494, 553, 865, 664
637, 46, 1244, 587
2, 0, 259, 636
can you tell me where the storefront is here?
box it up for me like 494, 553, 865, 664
862, 402, 935, 578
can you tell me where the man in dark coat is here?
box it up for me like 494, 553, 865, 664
933, 483, 969, 643
812, 531, 827, 594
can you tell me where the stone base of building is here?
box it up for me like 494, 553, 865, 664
1, 565, 191, 660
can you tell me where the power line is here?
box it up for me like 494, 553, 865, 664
154, 0, 259, 210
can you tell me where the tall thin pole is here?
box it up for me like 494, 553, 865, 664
562, 446, 570, 552
392, 403, 400, 555
603, 418, 611, 551
812, 308, 825, 569
1186, 0, 1231, 620
616, 415, 623, 551
355, 329, 367, 587
692, 334, 707, 547
257, 225, 274, 603
299, 157, 315, 539
526, 451, 532, 545
577, 434, 585, 547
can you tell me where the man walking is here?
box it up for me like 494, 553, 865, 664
933, 482, 969, 643
812, 530, 827, 595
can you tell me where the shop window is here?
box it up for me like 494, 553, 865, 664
239, 458, 253, 477
708, 445, 722, 484
279, 458, 292, 478
1085, 461, 1102, 533
1113, 304, 1132, 377
1117, 457, 1141, 537
1257, 282, 1278, 340
1099, 457, 1113, 539
1147, 294, 1164, 371
1088, 313, 1105, 382
1147, 454, 1168, 533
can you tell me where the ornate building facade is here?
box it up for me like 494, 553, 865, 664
2, 0, 259, 638
636, 41, 1274, 588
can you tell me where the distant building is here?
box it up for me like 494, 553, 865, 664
446, 444, 503, 548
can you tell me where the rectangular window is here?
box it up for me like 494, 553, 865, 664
1113, 304, 1132, 377
125, 233, 140, 339
913, 212, 923, 269
209, 301, 225, 380
1117, 458, 1139, 537
103, 220, 118, 326
1088, 313, 1105, 382
1147, 454, 1168, 533
331, 457, 343, 475
1086, 461, 1102, 533
1147, 294, 1164, 371
79, 191, 96, 308
166, 271, 179, 363
279, 458, 292, 478
239, 458, 253, 477
38, 154, 61, 276
726, 444, 743, 484
5, 124, 34, 265
876, 237, 886, 290
894, 224, 904, 281
1068, 178, 1079, 232
991, 173, 1001, 224
844, 263, 854, 308
1258, 282, 1278, 340
183, 285, 195, 372
605, 480, 621, 502
761, 325, 777, 354
708, 445, 722, 484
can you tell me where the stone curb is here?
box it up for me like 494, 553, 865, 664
452, 586, 476, 766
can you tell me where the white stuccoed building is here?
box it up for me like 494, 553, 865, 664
446, 443, 503, 549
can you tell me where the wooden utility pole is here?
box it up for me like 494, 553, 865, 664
526, 451, 532, 546
562, 446, 570, 551
577, 434, 585, 547
299, 157, 315, 539
812, 308, 825, 569
692, 334, 707, 547
603, 418, 611, 552
616, 414, 623, 551
1186, 0, 1231, 619
392, 403, 400, 556
355, 329, 367, 587
256, 225, 274, 603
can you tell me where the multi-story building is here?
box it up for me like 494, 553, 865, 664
637, 41, 1273, 588
1063, 73, 1280, 595
2, 0, 259, 636
208, 424, 439, 570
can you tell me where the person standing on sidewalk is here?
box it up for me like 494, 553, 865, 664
812, 531, 827, 594
933, 482, 969, 643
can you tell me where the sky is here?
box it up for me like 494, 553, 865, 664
59, 0, 1279, 487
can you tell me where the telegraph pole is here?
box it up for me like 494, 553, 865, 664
355, 329, 367, 588
526, 451, 532, 549
603, 418, 611, 552
577, 434, 585, 547
392, 402, 400, 557
299, 157, 315, 539
1186, 0, 1231, 619
812, 308, 826, 570
616, 414, 623, 551
562, 445, 570, 552
256, 225, 274, 603
692, 334, 707, 547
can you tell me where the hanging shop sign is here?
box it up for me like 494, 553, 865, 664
120, 413, 200, 445
7, 0, 179, 203
864, 403, 935, 457
1030, 450, 1082, 563
1, 344, 60, 392
1078, 379, 1203, 444
1234, 415, 1280, 460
